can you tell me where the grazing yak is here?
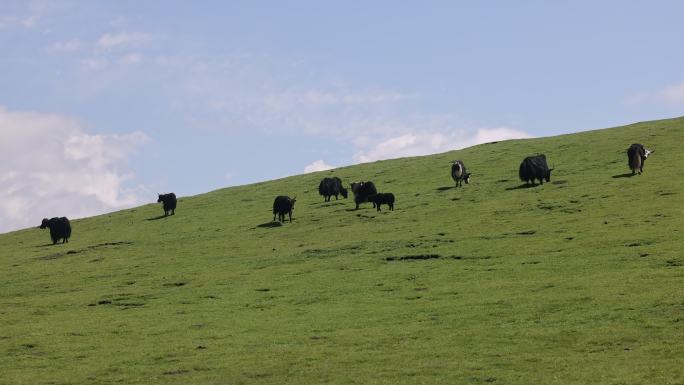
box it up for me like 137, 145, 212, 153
519, 154, 554, 185
368, 193, 395, 211
627, 143, 653, 175
318, 177, 348, 202
451, 160, 471, 187
39, 217, 71, 244
273, 195, 296, 223
350, 181, 377, 209
157, 193, 177, 216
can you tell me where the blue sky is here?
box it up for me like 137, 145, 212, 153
1, 1, 683, 232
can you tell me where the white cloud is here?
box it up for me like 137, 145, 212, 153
304, 160, 335, 173
48, 39, 82, 52
353, 127, 532, 163
81, 57, 109, 71
0, 106, 149, 233
96, 32, 150, 50
625, 81, 684, 106
659, 82, 684, 104
263, 88, 416, 111
119, 52, 143, 65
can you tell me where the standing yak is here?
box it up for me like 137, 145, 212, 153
157, 193, 177, 216
519, 154, 554, 185
273, 195, 296, 223
39, 217, 71, 244
627, 143, 653, 175
318, 177, 348, 202
368, 193, 395, 211
350, 181, 377, 209
451, 160, 471, 187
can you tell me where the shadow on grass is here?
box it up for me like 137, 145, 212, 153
506, 183, 537, 190
34, 243, 60, 248
436, 186, 455, 191
257, 221, 283, 228
146, 215, 170, 221
612, 173, 635, 179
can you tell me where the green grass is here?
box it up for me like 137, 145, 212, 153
1, 117, 683, 384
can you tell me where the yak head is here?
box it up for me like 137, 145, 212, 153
545, 166, 555, 182
464, 173, 471, 184
39, 218, 50, 229
340, 187, 348, 199
291, 197, 297, 209
644, 148, 654, 158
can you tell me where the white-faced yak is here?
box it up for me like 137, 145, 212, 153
350, 181, 378, 209
627, 143, 653, 175
451, 160, 471, 187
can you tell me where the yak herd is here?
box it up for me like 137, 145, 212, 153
38, 143, 654, 241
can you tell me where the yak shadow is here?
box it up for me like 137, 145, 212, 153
506, 183, 537, 191
612, 173, 635, 179
436, 186, 455, 191
146, 214, 171, 221
257, 221, 283, 228
34, 242, 61, 248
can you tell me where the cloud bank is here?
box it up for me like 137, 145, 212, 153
304, 160, 335, 173
353, 127, 532, 163
0, 106, 148, 233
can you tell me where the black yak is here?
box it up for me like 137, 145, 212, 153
157, 193, 177, 216
273, 195, 296, 223
519, 154, 554, 185
627, 143, 653, 175
451, 160, 471, 187
39, 217, 71, 244
318, 177, 348, 202
350, 181, 377, 209
368, 193, 395, 211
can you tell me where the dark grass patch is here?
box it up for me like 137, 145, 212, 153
506, 183, 537, 190
517, 230, 537, 235
39, 241, 133, 260
551, 180, 568, 185
163, 282, 187, 287
386, 254, 441, 261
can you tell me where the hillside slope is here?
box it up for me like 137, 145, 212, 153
1, 117, 683, 384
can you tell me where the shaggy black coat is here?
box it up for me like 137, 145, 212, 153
519, 154, 552, 185
350, 181, 378, 209
39, 217, 71, 244
368, 193, 395, 211
157, 193, 177, 216
627, 143, 649, 175
273, 195, 296, 223
318, 177, 348, 202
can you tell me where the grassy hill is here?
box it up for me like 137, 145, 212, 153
1, 117, 683, 385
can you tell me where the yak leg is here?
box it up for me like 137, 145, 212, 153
288, 211, 292, 223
